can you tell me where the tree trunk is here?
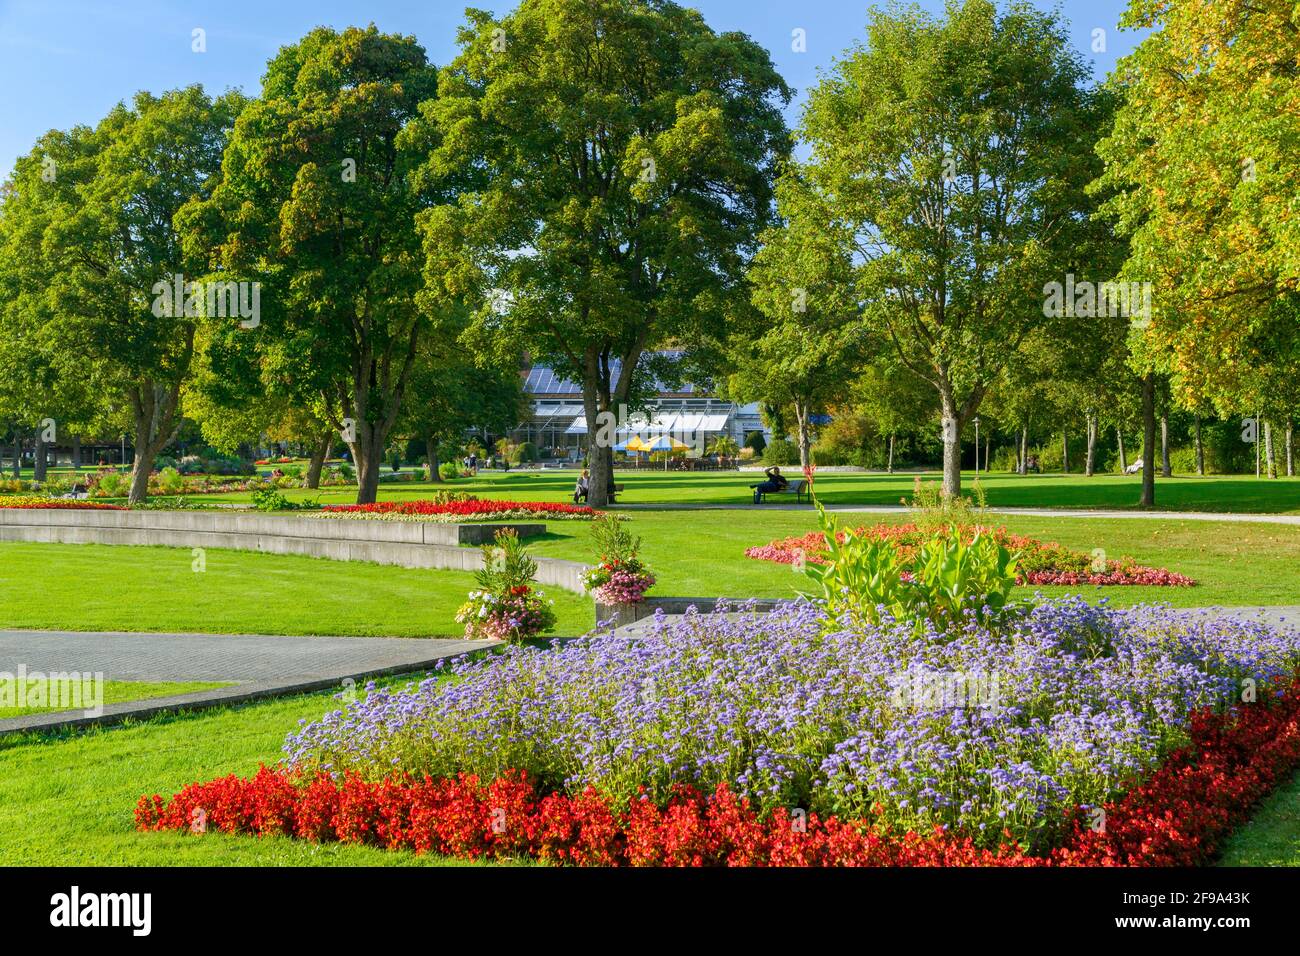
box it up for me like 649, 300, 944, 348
33, 431, 48, 483
424, 432, 442, 483
793, 400, 812, 471
1117, 428, 1127, 473
581, 355, 613, 508
1265, 419, 1277, 479
1287, 420, 1294, 477
984, 435, 990, 475
349, 429, 385, 504
1140, 373, 1156, 509
1160, 415, 1171, 477
72, 435, 81, 471
939, 396, 962, 498
11, 434, 19, 478
305, 429, 332, 489
1085, 414, 1097, 477
128, 381, 184, 505
1061, 430, 1068, 474
1194, 417, 1204, 475
887, 434, 895, 474
1018, 425, 1028, 475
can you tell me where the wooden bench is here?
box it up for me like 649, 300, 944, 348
756, 478, 808, 504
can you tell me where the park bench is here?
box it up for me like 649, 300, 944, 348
756, 478, 808, 504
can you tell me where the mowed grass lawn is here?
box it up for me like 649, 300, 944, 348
0, 678, 492, 866
2, 510, 1299, 634
182, 468, 1300, 513
0, 680, 230, 718
531, 510, 1300, 608
0, 542, 595, 637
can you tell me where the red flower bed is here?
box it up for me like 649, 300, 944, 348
136, 678, 1300, 866
321, 499, 600, 519
0, 496, 127, 511
747, 522, 1195, 586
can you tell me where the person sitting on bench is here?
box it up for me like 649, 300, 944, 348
751, 466, 789, 504
573, 469, 590, 504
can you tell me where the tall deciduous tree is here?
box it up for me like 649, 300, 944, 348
0, 87, 243, 502
1095, 0, 1300, 410
796, 0, 1106, 497
737, 175, 868, 469
414, 0, 791, 506
183, 26, 441, 503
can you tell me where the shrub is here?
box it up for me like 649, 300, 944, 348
250, 487, 319, 512
155, 467, 185, 495
802, 500, 1023, 633
92, 471, 130, 498
762, 438, 799, 466
513, 442, 540, 464
743, 431, 767, 456
438, 461, 462, 480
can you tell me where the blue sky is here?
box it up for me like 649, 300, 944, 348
0, 0, 1145, 177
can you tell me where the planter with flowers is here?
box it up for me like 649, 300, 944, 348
581, 515, 656, 624
455, 529, 557, 642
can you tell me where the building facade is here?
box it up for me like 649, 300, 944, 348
512, 359, 766, 459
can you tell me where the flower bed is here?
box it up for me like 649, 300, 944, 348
0, 495, 127, 511
316, 499, 601, 522
746, 523, 1195, 586
135, 674, 1300, 866
274, 600, 1295, 850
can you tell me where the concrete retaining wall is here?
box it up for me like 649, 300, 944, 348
0, 509, 587, 595
595, 596, 788, 628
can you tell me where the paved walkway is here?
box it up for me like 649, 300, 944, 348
618, 503, 1300, 524
0, 630, 492, 735
0, 630, 490, 683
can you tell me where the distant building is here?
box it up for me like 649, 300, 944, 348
513, 358, 766, 459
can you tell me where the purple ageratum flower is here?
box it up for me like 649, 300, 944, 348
282, 597, 1300, 851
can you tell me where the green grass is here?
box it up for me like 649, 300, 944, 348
0, 542, 594, 637
0, 679, 230, 718
3, 509, 1298, 637
1217, 769, 1300, 866
527, 509, 1300, 608
0, 677, 490, 866
178, 468, 1300, 514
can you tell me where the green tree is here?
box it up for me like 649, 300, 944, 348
795, 0, 1106, 498
1095, 0, 1300, 410
395, 326, 526, 482
182, 26, 441, 503
0, 87, 243, 502
737, 175, 868, 469
414, 0, 791, 506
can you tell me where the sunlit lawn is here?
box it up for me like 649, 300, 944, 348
173, 468, 1300, 514
0, 542, 595, 637
0, 679, 230, 718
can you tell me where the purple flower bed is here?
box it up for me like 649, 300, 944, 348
284, 598, 1300, 851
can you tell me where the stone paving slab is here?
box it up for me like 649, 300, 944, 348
0, 630, 494, 736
